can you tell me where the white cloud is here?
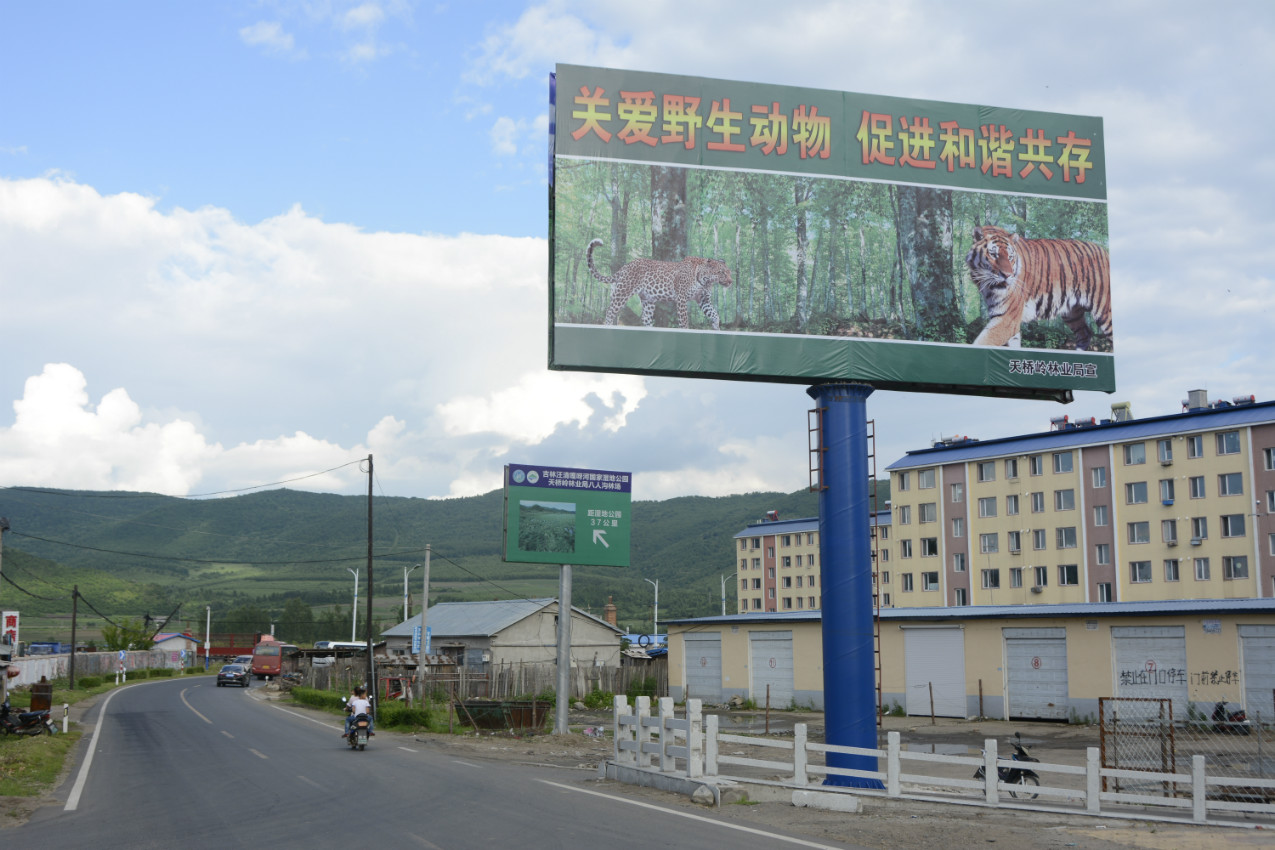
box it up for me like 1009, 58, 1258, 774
239, 21, 303, 58
437, 372, 646, 443
490, 116, 520, 156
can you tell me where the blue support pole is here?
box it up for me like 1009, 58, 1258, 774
807, 382, 884, 789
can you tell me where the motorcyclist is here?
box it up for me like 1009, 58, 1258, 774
343, 685, 373, 738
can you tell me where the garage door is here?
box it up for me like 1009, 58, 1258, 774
748, 631, 794, 709
1240, 625, 1275, 722
1112, 626, 1188, 719
684, 633, 723, 704
904, 627, 966, 718
1004, 628, 1069, 720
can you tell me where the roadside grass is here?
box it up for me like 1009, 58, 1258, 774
288, 686, 452, 734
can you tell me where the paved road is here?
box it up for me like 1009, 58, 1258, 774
14, 679, 865, 849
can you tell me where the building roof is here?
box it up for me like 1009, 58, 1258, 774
886, 397, 1275, 471
734, 513, 890, 540
381, 598, 623, 639
665, 597, 1275, 627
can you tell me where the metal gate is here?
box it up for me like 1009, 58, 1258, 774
903, 626, 966, 718
684, 633, 723, 705
748, 630, 794, 709
1004, 627, 1069, 720
1240, 625, 1275, 722
1111, 626, 1188, 719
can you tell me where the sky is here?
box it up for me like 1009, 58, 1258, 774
0, 1, 1272, 504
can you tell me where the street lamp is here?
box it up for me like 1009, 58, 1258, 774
403, 563, 420, 623
644, 577, 659, 641
721, 572, 738, 616
347, 567, 360, 643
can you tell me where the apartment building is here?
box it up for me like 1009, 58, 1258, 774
885, 390, 1275, 608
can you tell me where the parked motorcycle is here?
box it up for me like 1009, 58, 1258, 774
1212, 701, 1252, 735
0, 698, 58, 736
974, 732, 1039, 799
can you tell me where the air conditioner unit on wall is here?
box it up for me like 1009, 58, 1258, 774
1190, 538, 1202, 546
1167, 539, 1178, 547
1030, 586, 1044, 594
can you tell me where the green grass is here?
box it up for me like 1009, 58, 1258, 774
0, 729, 84, 796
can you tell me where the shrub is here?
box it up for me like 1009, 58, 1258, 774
377, 700, 434, 731
582, 688, 615, 710
290, 686, 345, 711
76, 676, 102, 689
625, 677, 657, 701
150, 669, 176, 678
129, 670, 149, 680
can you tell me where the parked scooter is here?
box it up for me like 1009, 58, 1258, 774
0, 698, 58, 736
974, 732, 1040, 799
1212, 701, 1252, 735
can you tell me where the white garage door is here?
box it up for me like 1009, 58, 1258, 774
684, 633, 723, 704
1004, 628, 1069, 720
748, 631, 794, 709
904, 627, 966, 718
1240, 625, 1275, 722
1112, 626, 1188, 720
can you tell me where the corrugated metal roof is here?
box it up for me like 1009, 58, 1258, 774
665, 597, 1275, 626
382, 598, 622, 638
887, 399, 1275, 471
733, 513, 890, 539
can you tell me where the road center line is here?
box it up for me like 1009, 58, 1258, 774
536, 780, 844, 850
451, 759, 483, 769
65, 687, 124, 811
179, 686, 212, 725
221, 730, 234, 739
249, 748, 268, 759
297, 775, 323, 789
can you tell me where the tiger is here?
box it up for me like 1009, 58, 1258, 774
966, 225, 1112, 350
587, 238, 733, 330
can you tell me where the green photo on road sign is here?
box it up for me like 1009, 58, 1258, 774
502, 464, 631, 567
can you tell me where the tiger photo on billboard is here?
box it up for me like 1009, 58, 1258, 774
966, 225, 1112, 350
587, 238, 733, 331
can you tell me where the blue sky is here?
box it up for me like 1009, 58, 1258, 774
1, 1, 1272, 502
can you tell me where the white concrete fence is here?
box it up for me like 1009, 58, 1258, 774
610, 696, 1275, 826
6, 649, 182, 687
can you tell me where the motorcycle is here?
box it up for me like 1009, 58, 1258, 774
973, 732, 1040, 799
1212, 701, 1252, 735
346, 712, 371, 750
0, 698, 58, 736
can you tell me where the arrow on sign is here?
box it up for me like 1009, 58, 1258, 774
593, 529, 609, 548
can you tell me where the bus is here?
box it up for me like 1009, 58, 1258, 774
313, 640, 370, 652
250, 636, 299, 679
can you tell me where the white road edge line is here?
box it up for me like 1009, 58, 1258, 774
64, 687, 123, 811
398, 746, 419, 753
536, 780, 845, 850
297, 775, 323, 789
268, 703, 343, 731
451, 759, 482, 769
180, 686, 212, 725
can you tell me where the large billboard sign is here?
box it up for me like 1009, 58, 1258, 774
549, 64, 1113, 401
502, 464, 631, 567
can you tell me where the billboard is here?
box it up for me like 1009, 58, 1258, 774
502, 464, 631, 567
549, 64, 1113, 401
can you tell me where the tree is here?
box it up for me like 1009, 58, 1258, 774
280, 597, 315, 645
893, 186, 963, 342
101, 618, 155, 652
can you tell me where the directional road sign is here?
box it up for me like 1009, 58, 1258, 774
502, 464, 631, 567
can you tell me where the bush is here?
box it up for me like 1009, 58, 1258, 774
377, 700, 434, 731
582, 689, 615, 710
149, 669, 176, 678
129, 670, 149, 680
76, 676, 102, 689
625, 677, 658, 701
290, 687, 345, 711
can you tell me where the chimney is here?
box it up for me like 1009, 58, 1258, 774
603, 596, 617, 627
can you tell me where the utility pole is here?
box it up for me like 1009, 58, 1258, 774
69, 587, 79, 689
645, 577, 659, 639
365, 454, 375, 718
347, 567, 360, 642
721, 572, 738, 616
404, 563, 419, 623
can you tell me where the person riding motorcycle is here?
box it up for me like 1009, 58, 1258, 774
343, 686, 373, 738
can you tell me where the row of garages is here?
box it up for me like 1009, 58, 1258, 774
668, 599, 1275, 722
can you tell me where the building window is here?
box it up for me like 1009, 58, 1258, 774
900, 539, 913, 558
1098, 582, 1113, 602
1187, 434, 1204, 458
880, 549, 890, 562
782, 576, 792, 588
880, 527, 889, 540
1157, 439, 1173, 463
782, 597, 792, 610
919, 502, 937, 523
1092, 466, 1107, 488
952, 552, 966, 572
1005, 458, 1019, 479
951, 483, 964, 503
1224, 556, 1249, 580
979, 533, 999, 554
1095, 543, 1110, 565
1221, 514, 1246, 538
1267, 490, 1275, 514
1218, 472, 1244, 496
1010, 567, 1023, 588
1008, 530, 1022, 552
1127, 521, 1150, 544
1034, 565, 1048, 587
922, 571, 940, 591
978, 496, 997, 518
768, 546, 775, 557
1055, 489, 1075, 511
954, 588, 967, 606
752, 598, 762, 610
1028, 454, 1044, 476
1189, 476, 1206, 499
1053, 451, 1074, 473
919, 468, 936, 489
902, 573, 914, 592
897, 471, 911, 491
1031, 492, 1045, 513
768, 567, 776, 579
952, 517, 964, 538
781, 534, 792, 547
921, 538, 939, 557
768, 587, 775, 599
750, 537, 761, 549
897, 505, 912, 525
1162, 519, 1178, 544
1130, 561, 1152, 583
1006, 494, 1020, 516
1158, 479, 1175, 503
782, 556, 792, 568
740, 578, 749, 590
1123, 443, 1146, 465
1194, 557, 1211, 581
739, 539, 747, 551
1056, 527, 1077, 549
795, 597, 804, 609
1216, 430, 1241, 455
1164, 559, 1180, 582
1125, 481, 1148, 504
977, 461, 996, 482
1059, 564, 1079, 586
1265, 447, 1275, 470
1093, 504, 1109, 526
1191, 516, 1208, 540
982, 569, 1000, 589
752, 578, 762, 589
1032, 529, 1047, 550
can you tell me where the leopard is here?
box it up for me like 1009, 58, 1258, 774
587, 238, 733, 330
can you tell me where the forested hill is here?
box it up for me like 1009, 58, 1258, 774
0, 484, 892, 630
